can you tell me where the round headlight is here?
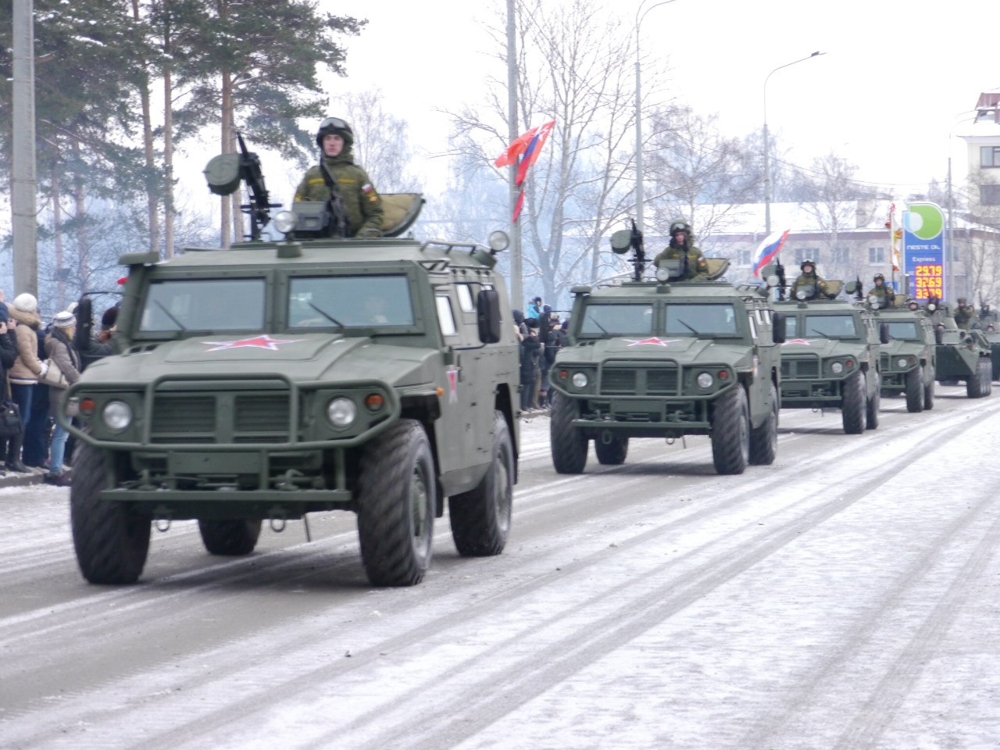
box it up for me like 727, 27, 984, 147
487, 230, 510, 252
571, 372, 589, 389
327, 397, 357, 427
795, 289, 807, 300
272, 210, 297, 234
102, 400, 133, 431
897, 357, 909, 368
656, 267, 671, 283
831, 362, 844, 374
696, 372, 713, 389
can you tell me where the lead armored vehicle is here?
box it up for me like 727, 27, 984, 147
548, 227, 785, 476
875, 306, 936, 412
928, 302, 992, 397
62, 138, 520, 588
773, 279, 886, 434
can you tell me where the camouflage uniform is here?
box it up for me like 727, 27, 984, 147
954, 300, 976, 330
790, 271, 833, 300
294, 119, 384, 238
867, 283, 896, 307
654, 220, 709, 280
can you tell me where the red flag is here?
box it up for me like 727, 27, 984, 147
512, 188, 526, 222
515, 120, 555, 185
495, 126, 540, 168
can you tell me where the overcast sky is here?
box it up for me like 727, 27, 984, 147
318, 0, 1000, 201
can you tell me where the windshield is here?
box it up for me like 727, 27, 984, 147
139, 278, 266, 332
665, 304, 740, 337
578, 304, 653, 336
886, 321, 921, 341
789, 314, 860, 339
288, 275, 414, 328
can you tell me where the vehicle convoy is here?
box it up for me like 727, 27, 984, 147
928, 302, 993, 397
875, 306, 936, 412
773, 278, 886, 434
548, 227, 785, 476
61, 137, 520, 588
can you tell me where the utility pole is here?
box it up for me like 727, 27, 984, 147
12, 0, 38, 296
506, 0, 523, 310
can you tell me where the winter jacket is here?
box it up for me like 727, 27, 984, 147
8, 307, 45, 385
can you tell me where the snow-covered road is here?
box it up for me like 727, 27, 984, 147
2, 388, 999, 749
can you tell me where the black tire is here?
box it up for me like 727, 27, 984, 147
356, 420, 435, 587
865, 372, 880, 430
594, 435, 629, 465
711, 386, 749, 475
748, 382, 778, 466
198, 519, 262, 556
967, 360, 984, 398
449, 412, 514, 557
923, 372, 935, 410
985, 359, 994, 396
550, 391, 588, 474
991, 344, 1000, 380
841, 371, 865, 434
70, 442, 150, 584
905, 366, 924, 413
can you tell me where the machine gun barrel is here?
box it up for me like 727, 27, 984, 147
236, 131, 280, 241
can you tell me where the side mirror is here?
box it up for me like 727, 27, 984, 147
74, 296, 93, 353
477, 289, 503, 344
772, 312, 787, 344
879, 322, 891, 345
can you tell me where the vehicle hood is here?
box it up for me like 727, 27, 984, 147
882, 339, 927, 357
556, 337, 756, 368
781, 338, 871, 361
79, 334, 437, 387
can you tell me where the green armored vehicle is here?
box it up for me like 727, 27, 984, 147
928, 302, 993, 397
62, 140, 520, 588
875, 307, 936, 412
548, 229, 786, 476
774, 281, 887, 434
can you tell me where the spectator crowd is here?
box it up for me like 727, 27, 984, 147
513, 296, 567, 413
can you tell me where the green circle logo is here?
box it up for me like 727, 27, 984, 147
907, 203, 944, 240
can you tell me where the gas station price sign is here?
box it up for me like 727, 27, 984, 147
914, 263, 943, 298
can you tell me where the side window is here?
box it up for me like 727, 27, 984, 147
436, 295, 458, 337
456, 284, 475, 313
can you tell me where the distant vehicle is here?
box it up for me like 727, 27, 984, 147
875, 307, 937, 412
928, 302, 993, 398
773, 279, 886, 434
61, 137, 520, 588
548, 226, 785, 476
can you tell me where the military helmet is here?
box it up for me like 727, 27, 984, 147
316, 116, 354, 150
800, 259, 815, 271
958, 297, 967, 304
874, 273, 885, 282
669, 219, 692, 235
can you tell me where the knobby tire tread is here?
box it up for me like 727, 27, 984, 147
550, 392, 587, 474
711, 386, 749, 475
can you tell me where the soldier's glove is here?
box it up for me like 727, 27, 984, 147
357, 227, 382, 238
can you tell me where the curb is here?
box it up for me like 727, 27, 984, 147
0, 469, 50, 489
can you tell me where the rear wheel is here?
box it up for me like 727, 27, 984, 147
905, 366, 924, 413
967, 359, 986, 398
924, 367, 935, 410
198, 520, 262, 556
356, 420, 435, 587
594, 435, 629, 465
865, 372, 880, 430
841, 371, 865, 434
71, 443, 150, 584
449, 412, 513, 557
748, 382, 778, 466
550, 392, 588, 474
711, 386, 749, 475
991, 344, 1000, 380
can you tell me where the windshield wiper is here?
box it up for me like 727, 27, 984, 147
676, 319, 701, 335
153, 300, 187, 332
585, 313, 609, 335
809, 328, 832, 339
307, 302, 345, 331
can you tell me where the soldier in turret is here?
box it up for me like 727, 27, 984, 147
867, 273, 896, 307
789, 260, 834, 300
653, 219, 708, 280
954, 297, 976, 329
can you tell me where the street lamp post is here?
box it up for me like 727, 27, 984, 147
634, 0, 677, 236
763, 51, 824, 234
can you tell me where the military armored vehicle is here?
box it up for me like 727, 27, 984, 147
773, 279, 886, 434
975, 306, 1000, 380
61, 137, 520, 588
928, 302, 992, 397
548, 226, 786, 476
875, 306, 936, 412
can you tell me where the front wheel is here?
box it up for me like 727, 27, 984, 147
841, 371, 865, 434
356, 420, 435, 587
865, 372, 880, 430
198, 520, 262, 556
967, 359, 987, 398
924, 367, 935, 410
71, 442, 150, 584
749, 382, 778, 466
711, 386, 749, 475
449, 412, 514, 557
550, 392, 588, 474
905, 366, 924, 413
594, 435, 629, 465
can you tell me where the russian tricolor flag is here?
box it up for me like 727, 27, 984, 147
752, 229, 789, 277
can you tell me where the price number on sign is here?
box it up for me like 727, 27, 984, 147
914, 264, 943, 298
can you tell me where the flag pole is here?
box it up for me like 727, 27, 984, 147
506, 0, 523, 311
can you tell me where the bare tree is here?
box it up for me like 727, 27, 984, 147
335, 89, 418, 193
960, 168, 1000, 304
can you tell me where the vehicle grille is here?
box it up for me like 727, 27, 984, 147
599, 366, 679, 396
781, 358, 820, 379
601, 369, 636, 394
150, 390, 304, 444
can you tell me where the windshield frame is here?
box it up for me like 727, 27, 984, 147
789, 313, 863, 340
133, 273, 271, 339
575, 302, 657, 339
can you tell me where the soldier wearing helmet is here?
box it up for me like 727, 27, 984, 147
294, 117, 384, 238
867, 273, 896, 308
653, 219, 709, 280
789, 259, 834, 300
906, 297, 921, 312
954, 297, 976, 329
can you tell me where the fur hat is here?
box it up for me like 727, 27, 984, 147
52, 310, 76, 329
13, 293, 37, 313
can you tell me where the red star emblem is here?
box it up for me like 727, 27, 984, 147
624, 337, 677, 346
201, 334, 305, 352
782, 339, 812, 346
